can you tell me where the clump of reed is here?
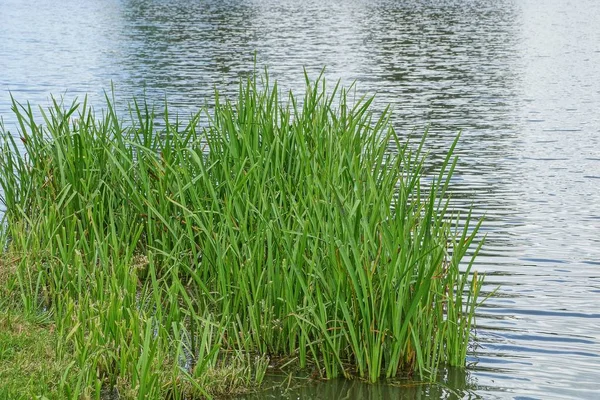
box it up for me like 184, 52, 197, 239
0, 72, 483, 398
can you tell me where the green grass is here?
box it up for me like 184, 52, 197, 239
0, 71, 484, 399
0, 310, 71, 400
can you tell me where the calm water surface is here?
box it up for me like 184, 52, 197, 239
1, 0, 599, 399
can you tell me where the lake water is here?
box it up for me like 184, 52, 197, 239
1, 0, 599, 399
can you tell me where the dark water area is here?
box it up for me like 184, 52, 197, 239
1, 0, 600, 398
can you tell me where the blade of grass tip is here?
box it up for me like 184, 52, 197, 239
436, 132, 461, 207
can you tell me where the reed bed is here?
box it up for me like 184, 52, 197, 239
0, 73, 483, 399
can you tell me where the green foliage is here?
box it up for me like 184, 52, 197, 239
0, 310, 71, 400
0, 71, 483, 398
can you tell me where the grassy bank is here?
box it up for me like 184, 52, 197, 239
0, 73, 483, 399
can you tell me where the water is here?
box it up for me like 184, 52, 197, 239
1, 0, 599, 398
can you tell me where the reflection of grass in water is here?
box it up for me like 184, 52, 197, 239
241, 368, 477, 400
0, 71, 483, 398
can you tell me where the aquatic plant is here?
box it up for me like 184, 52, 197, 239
0, 72, 483, 398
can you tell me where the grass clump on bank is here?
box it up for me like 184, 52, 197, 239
0, 72, 483, 398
